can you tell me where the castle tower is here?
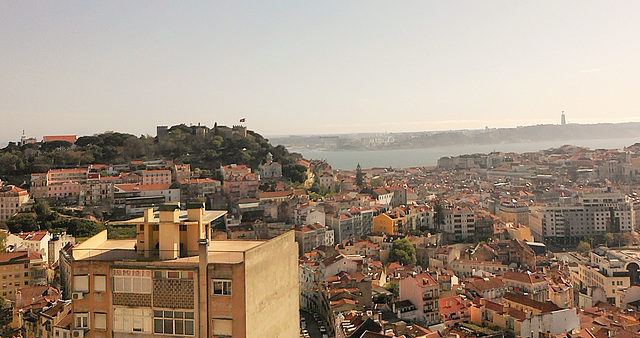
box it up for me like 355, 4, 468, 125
561, 111, 566, 126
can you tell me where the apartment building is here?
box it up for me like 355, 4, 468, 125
450, 259, 509, 278
141, 170, 172, 186
373, 211, 405, 234
0, 251, 48, 301
530, 194, 633, 242
0, 185, 31, 220
63, 202, 299, 338
496, 201, 529, 226
441, 206, 476, 241
294, 223, 334, 255
572, 246, 633, 306
177, 178, 221, 205
326, 207, 375, 244
502, 271, 549, 303
470, 293, 580, 338
398, 273, 440, 325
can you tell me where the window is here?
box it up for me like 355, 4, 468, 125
112, 269, 152, 293
94, 275, 106, 292
114, 308, 152, 333
139, 224, 144, 231
154, 310, 194, 335
212, 318, 233, 336
94, 313, 107, 330
75, 313, 89, 329
73, 275, 89, 292
154, 270, 194, 280
212, 280, 232, 296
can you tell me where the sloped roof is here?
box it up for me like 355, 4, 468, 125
503, 292, 561, 313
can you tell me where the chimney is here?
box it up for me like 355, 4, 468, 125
187, 200, 205, 223
144, 208, 154, 222
159, 203, 180, 223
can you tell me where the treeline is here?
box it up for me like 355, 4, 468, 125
0, 124, 307, 184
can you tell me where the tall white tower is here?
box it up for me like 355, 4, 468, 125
561, 111, 566, 125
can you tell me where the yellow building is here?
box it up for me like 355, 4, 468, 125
64, 202, 300, 338
0, 251, 48, 300
373, 212, 405, 234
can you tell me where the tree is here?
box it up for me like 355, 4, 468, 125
433, 198, 445, 231
52, 218, 104, 238
369, 177, 384, 188
355, 163, 364, 188
5, 213, 38, 233
383, 281, 399, 298
577, 241, 591, 255
604, 233, 614, 247
389, 238, 417, 265
282, 164, 307, 184
622, 232, 635, 247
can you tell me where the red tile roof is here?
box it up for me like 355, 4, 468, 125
503, 292, 561, 313
43, 135, 77, 143
0, 251, 42, 263
18, 231, 48, 242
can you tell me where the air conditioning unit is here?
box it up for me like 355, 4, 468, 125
71, 291, 84, 300
72, 330, 85, 338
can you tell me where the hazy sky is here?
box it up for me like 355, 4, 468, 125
2, 1, 639, 145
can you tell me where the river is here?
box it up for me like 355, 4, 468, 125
291, 137, 640, 170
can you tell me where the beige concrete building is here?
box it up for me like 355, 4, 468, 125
496, 201, 529, 226
64, 202, 299, 338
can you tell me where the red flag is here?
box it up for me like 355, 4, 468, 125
239, 118, 245, 122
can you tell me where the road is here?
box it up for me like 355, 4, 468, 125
300, 310, 323, 338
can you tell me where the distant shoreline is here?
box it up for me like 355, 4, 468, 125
272, 122, 640, 153
292, 136, 640, 170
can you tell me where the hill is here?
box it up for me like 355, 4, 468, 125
0, 124, 306, 186
270, 122, 640, 151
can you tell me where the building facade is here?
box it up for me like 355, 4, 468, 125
63, 203, 299, 338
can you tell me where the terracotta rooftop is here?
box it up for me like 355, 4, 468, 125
43, 135, 77, 143
503, 292, 561, 313
502, 271, 546, 285
0, 251, 42, 264
18, 230, 48, 242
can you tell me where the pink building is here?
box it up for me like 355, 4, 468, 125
142, 170, 171, 185
0, 185, 31, 220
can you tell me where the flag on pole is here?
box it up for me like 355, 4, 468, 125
239, 118, 245, 122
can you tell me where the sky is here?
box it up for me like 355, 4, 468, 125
2, 1, 640, 145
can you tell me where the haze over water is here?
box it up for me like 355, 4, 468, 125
294, 137, 640, 170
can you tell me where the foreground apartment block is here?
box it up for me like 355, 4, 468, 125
62, 202, 299, 338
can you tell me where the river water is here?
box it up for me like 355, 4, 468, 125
291, 137, 640, 170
